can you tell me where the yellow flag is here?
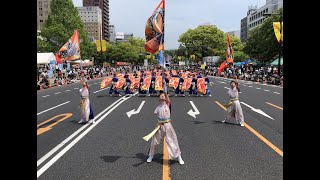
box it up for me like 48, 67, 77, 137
201, 64, 205, 69
273, 22, 283, 42
96, 40, 101, 52
101, 40, 107, 52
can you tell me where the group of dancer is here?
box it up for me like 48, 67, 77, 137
79, 69, 245, 165
102, 69, 211, 97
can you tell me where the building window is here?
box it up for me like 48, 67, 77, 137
266, 8, 268, 12
40, 20, 43, 22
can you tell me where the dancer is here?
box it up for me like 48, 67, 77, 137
149, 72, 157, 95
109, 73, 120, 96
175, 73, 185, 96
204, 73, 211, 96
78, 82, 91, 124
222, 80, 244, 126
189, 74, 197, 96
146, 93, 184, 164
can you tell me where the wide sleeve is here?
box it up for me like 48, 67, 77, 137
154, 106, 159, 115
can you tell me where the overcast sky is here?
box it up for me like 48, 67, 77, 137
73, 0, 265, 49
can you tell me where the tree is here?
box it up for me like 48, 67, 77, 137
243, 8, 283, 62
40, 0, 94, 59
178, 25, 249, 63
105, 37, 146, 64
233, 51, 250, 62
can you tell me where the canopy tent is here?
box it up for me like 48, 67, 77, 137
270, 58, 283, 66
234, 59, 252, 66
37, 53, 56, 64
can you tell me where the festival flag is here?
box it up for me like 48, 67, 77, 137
181, 78, 192, 91
226, 34, 234, 62
273, 22, 283, 42
100, 77, 112, 89
197, 78, 206, 94
144, 0, 165, 54
115, 78, 126, 89
56, 29, 81, 64
169, 77, 180, 89
218, 34, 234, 76
141, 76, 152, 91
155, 76, 164, 90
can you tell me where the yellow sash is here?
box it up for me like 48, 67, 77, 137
224, 98, 239, 108
143, 120, 171, 141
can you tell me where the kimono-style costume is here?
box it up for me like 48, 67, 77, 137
149, 75, 156, 94
175, 77, 184, 95
225, 87, 244, 125
125, 77, 133, 95
139, 77, 147, 94
109, 77, 120, 95
79, 87, 90, 123
189, 77, 198, 95
204, 77, 211, 95
148, 101, 182, 160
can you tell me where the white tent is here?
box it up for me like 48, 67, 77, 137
37, 53, 56, 64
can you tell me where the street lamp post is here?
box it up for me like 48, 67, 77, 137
263, 12, 282, 76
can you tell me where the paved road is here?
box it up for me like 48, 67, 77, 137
37, 76, 283, 179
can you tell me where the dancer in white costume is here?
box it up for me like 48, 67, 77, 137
78, 82, 94, 124
146, 93, 184, 165
222, 80, 244, 126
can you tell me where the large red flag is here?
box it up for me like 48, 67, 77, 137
145, 0, 165, 54
56, 29, 81, 64
218, 34, 234, 76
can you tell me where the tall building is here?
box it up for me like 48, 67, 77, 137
109, 25, 116, 42
226, 30, 241, 39
37, 0, 52, 30
240, 17, 248, 42
83, 0, 110, 41
240, 0, 283, 42
77, 6, 102, 42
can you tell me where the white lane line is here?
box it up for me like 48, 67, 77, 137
54, 92, 61, 95
224, 87, 230, 90
218, 81, 226, 84
93, 87, 110, 94
74, 88, 79, 89
37, 101, 70, 116
264, 90, 270, 92
42, 95, 50, 98
248, 86, 253, 87
65, 90, 71, 92
256, 87, 261, 89
242, 84, 246, 86
37, 97, 125, 167
273, 92, 280, 94
37, 93, 137, 178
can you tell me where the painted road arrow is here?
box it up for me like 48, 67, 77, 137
210, 82, 214, 86
187, 101, 200, 118
126, 101, 145, 118
240, 102, 274, 120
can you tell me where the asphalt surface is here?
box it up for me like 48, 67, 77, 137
37, 76, 283, 179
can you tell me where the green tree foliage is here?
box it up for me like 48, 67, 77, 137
243, 8, 283, 61
178, 25, 249, 63
104, 37, 146, 64
39, 0, 94, 59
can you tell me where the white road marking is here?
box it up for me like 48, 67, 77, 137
256, 88, 261, 89
54, 92, 61, 94
126, 101, 145, 118
187, 101, 200, 118
273, 92, 280, 94
37, 93, 137, 178
37, 97, 125, 167
42, 95, 50, 98
93, 87, 110, 94
224, 87, 230, 90
241, 102, 274, 120
264, 90, 270, 92
65, 90, 71, 92
242, 84, 246, 86
94, 83, 97, 85
248, 86, 253, 87
74, 88, 79, 89
218, 81, 226, 84
37, 101, 70, 116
